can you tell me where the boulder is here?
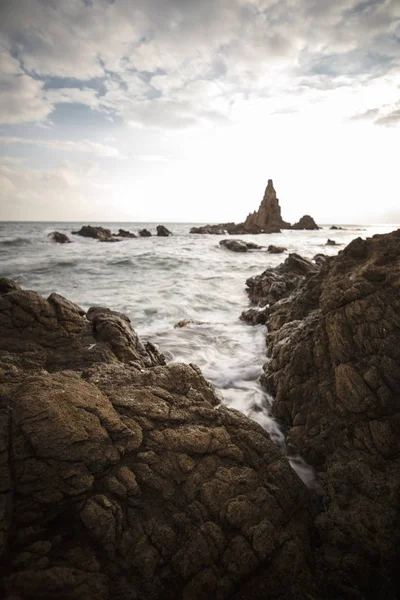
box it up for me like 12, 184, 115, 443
0, 282, 316, 600
291, 215, 320, 230
48, 231, 71, 244
156, 225, 172, 237
247, 229, 400, 598
219, 239, 262, 253
138, 228, 152, 237
116, 229, 137, 238
267, 245, 286, 254
190, 223, 234, 235
174, 319, 210, 328
71, 226, 120, 242
330, 225, 345, 230
326, 239, 336, 245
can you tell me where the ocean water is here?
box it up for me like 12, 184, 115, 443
1, 221, 397, 482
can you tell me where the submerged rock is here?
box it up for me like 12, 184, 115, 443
48, 231, 71, 243
245, 229, 400, 598
219, 239, 262, 253
0, 281, 317, 600
174, 319, 210, 328
156, 225, 172, 237
291, 215, 320, 230
71, 225, 120, 242
330, 225, 345, 230
138, 228, 152, 237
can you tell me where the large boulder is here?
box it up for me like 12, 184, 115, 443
291, 215, 320, 230
116, 229, 137, 238
138, 228, 152, 237
246, 230, 400, 598
156, 225, 172, 237
71, 226, 120, 242
0, 281, 317, 600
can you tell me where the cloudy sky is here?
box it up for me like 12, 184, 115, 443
0, 0, 399, 223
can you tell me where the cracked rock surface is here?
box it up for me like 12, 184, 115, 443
0, 279, 315, 600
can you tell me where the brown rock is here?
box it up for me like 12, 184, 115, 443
71, 225, 120, 242
219, 239, 262, 253
267, 245, 286, 254
291, 215, 320, 230
48, 231, 71, 243
243, 180, 291, 233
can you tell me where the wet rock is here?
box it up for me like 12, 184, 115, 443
116, 229, 137, 238
71, 225, 120, 242
174, 319, 210, 328
291, 215, 320, 230
48, 231, 71, 243
267, 245, 286, 254
138, 228, 152, 237
156, 225, 172, 237
254, 229, 400, 598
326, 239, 337, 245
0, 282, 316, 600
219, 239, 263, 253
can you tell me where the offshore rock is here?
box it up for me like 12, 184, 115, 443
48, 231, 71, 244
138, 228, 152, 237
291, 215, 320, 230
255, 229, 400, 599
326, 239, 337, 245
243, 180, 291, 233
267, 245, 286, 254
219, 239, 262, 253
190, 223, 234, 234
0, 282, 317, 600
156, 225, 172, 237
71, 226, 120, 242
116, 229, 137, 238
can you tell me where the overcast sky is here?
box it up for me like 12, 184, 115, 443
0, 0, 399, 223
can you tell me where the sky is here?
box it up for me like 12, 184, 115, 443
0, 0, 399, 224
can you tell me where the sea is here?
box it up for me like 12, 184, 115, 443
1, 221, 397, 484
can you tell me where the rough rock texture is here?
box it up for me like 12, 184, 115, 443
219, 240, 262, 253
71, 226, 120, 242
156, 225, 172, 237
190, 224, 234, 235
138, 229, 152, 237
116, 229, 137, 238
247, 230, 400, 599
48, 232, 71, 244
0, 281, 319, 600
291, 215, 320, 230
243, 180, 290, 234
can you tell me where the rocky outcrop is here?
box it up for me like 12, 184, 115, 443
190, 224, 234, 235
116, 229, 137, 238
219, 239, 262, 253
243, 180, 291, 233
244, 230, 400, 598
138, 228, 152, 237
71, 226, 120, 242
48, 232, 71, 244
0, 280, 318, 600
156, 225, 172, 237
291, 215, 320, 230
330, 225, 345, 230
326, 239, 337, 245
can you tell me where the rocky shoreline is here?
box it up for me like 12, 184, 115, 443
1, 229, 399, 599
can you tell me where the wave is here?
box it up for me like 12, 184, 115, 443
0, 237, 32, 247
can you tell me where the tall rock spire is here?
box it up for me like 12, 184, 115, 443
243, 179, 290, 233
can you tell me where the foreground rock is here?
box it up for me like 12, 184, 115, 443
48, 231, 71, 244
156, 225, 172, 237
245, 230, 400, 598
0, 280, 318, 600
72, 225, 120, 242
291, 215, 320, 230
219, 239, 262, 253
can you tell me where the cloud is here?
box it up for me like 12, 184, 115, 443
0, 136, 122, 158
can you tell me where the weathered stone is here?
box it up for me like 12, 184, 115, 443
156, 225, 172, 237
116, 229, 137, 238
243, 180, 291, 233
71, 226, 120, 242
219, 239, 262, 253
291, 215, 320, 230
138, 228, 152, 237
48, 231, 71, 243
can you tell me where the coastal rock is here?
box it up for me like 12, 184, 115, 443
138, 228, 152, 237
267, 245, 286, 254
330, 225, 345, 230
174, 319, 210, 328
48, 231, 71, 244
116, 229, 137, 238
219, 239, 262, 253
190, 224, 234, 235
243, 179, 291, 233
291, 215, 320, 230
0, 282, 316, 600
156, 225, 172, 237
253, 229, 400, 598
326, 239, 336, 245
71, 225, 120, 242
